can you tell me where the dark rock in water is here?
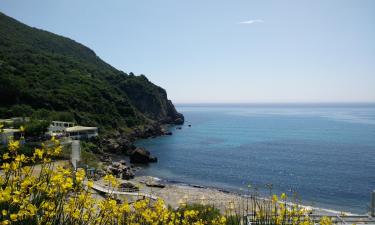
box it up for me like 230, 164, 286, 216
146, 182, 165, 188
165, 132, 173, 135
176, 127, 182, 130
188, 124, 191, 127
129, 147, 158, 164
174, 117, 184, 125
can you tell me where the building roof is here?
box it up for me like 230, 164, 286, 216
65, 126, 97, 132
1, 128, 20, 134
0, 119, 14, 124
52, 121, 75, 124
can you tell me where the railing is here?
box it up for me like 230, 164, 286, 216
89, 182, 158, 200
92, 183, 138, 193
118, 187, 138, 193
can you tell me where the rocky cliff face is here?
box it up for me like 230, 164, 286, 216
118, 75, 184, 125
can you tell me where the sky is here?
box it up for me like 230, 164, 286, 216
0, 0, 374, 103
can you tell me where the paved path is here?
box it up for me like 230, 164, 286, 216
71, 140, 80, 170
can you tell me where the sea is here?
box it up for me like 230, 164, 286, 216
135, 103, 375, 214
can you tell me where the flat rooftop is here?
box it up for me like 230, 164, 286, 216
65, 126, 97, 132
1, 128, 20, 133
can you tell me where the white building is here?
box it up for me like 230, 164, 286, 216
47, 121, 98, 140
0, 128, 20, 145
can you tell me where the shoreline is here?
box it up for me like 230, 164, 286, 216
103, 124, 364, 216
131, 175, 359, 216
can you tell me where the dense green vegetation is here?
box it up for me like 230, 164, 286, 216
13, 119, 50, 137
80, 141, 100, 168
0, 12, 183, 132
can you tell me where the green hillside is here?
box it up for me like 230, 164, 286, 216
0, 12, 183, 131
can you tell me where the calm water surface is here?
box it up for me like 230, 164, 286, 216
136, 104, 375, 213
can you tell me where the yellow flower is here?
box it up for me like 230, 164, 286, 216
272, 194, 278, 202
3, 153, 10, 160
2, 210, 7, 216
8, 140, 20, 152
75, 168, 85, 183
26, 204, 37, 216
281, 193, 287, 200
10, 214, 17, 222
51, 136, 60, 145
83, 213, 89, 221
1, 220, 10, 225
72, 209, 80, 219
53, 145, 62, 155
61, 177, 73, 190
15, 154, 27, 163
319, 216, 332, 225
1, 163, 10, 172
33, 148, 44, 159
87, 180, 94, 188
19, 125, 25, 132
103, 174, 118, 187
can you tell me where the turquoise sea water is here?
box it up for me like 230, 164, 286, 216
136, 104, 375, 213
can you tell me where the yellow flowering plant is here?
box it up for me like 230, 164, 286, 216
0, 128, 227, 225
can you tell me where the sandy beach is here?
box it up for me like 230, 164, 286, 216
116, 176, 356, 216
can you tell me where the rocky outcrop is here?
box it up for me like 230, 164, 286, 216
129, 123, 166, 139
94, 122, 175, 155
119, 182, 139, 191
121, 75, 184, 126
106, 160, 135, 180
129, 147, 157, 164
92, 131, 135, 155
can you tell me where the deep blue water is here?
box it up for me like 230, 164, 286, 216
136, 104, 375, 213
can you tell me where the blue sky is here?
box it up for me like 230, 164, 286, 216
1, 0, 374, 103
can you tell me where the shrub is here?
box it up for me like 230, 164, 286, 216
177, 203, 222, 222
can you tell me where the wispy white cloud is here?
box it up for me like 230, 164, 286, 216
238, 19, 264, 24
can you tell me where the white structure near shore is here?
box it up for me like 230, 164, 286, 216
0, 128, 20, 145
47, 121, 98, 140
65, 126, 98, 139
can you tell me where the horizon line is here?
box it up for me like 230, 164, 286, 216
174, 101, 375, 105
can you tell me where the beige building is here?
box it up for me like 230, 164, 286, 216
47, 121, 98, 140
65, 126, 98, 139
